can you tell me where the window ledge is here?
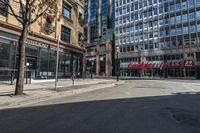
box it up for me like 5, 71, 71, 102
63, 16, 73, 23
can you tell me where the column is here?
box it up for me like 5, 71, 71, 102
96, 44, 100, 76
105, 41, 112, 76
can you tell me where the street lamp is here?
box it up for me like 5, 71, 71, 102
116, 46, 120, 81
55, 35, 60, 91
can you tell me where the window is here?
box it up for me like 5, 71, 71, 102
148, 0, 152, 5
196, 11, 200, 19
153, 8, 157, 15
176, 28, 182, 35
190, 25, 196, 32
176, 15, 181, 22
182, 14, 188, 22
123, 0, 126, 4
197, 0, 200, 5
159, 7, 163, 14
0, 41, 11, 68
61, 26, 71, 43
131, 45, 134, 51
0, 0, 7, 17
144, 1, 147, 7
159, 19, 164, 25
183, 26, 188, 34
127, 7, 130, 12
154, 43, 159, 49
170, 4, 175, 12
139, 3, 143, 9
170, 17, 175, 24
182, 2, 187, 9
154, 32, 158, 38
188, 0, 194, 7
131, 4, 134, 11
135, 4, 138, 10
170, 29, 175, 35
63, 2, 71, 19
189, 12, 195, 20
176, 3, 181, 11
149, 44, 154, 49
197, 24, 200, 31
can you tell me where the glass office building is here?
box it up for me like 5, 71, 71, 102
84, 0, 115, 76
84, 0, 115, 42
115, 0, 200, 79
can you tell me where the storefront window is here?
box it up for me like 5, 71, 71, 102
0, 39, 15, 69
38, 48, 49, 77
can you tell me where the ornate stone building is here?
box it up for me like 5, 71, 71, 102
0, 0, 85, 79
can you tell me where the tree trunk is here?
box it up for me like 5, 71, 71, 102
15, 24, 28, 95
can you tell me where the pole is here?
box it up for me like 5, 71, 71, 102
55, 36, 60, 91
91, 61, 93, 79
117, 52, 119, 81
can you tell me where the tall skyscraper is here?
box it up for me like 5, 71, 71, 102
115, 0, 200, 79
84, 0, 115, 76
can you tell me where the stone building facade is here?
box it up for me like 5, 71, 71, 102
0, 0, 85, 79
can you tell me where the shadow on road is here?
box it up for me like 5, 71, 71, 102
0, 92, 200, 133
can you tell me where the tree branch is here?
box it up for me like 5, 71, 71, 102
0, 0, 24, 24
29, 7, 49, 24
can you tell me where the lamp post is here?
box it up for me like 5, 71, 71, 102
91, 60, 94, 79
116, 46, 120, 81
55, 35, 60, 91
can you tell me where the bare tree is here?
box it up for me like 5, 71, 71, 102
0, 0, 58, 95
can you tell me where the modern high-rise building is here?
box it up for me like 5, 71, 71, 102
84, 0, 115, 76
115, 0, 200, 79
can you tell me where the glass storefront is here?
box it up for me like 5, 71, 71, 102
0, 38, 16, 69
0, 38, 16, 79
100, 56, 106, 76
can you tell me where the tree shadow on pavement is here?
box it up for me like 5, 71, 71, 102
0, 92, 200, 133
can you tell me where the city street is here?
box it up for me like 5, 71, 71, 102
0, 80, 200, 133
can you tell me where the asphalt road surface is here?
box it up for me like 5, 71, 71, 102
0, 80, 200, 133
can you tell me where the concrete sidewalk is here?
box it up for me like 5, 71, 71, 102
0, 79, 124, 109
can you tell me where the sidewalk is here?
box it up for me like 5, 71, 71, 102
0, 79, 124, 109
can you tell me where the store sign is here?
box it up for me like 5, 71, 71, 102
184, 60, 194, 67
26, 39, 48, 48
126, 60, 194, 69
26, 39, 64, 52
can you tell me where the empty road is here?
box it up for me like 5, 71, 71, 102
0, 80, 200, 133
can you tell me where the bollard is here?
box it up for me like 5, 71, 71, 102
71, 74, 75, 86
26, 71, 28, 84
10, 71, 14, 85
29, 71, 32, 84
